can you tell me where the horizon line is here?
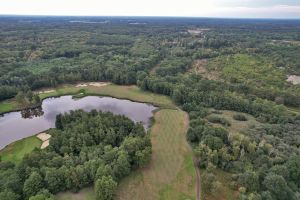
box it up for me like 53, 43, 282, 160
0, 14, 299, 20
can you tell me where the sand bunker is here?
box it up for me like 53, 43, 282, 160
38, 90, 55, 94
187, 28, 210, 35
41, 140, 49, 149
287, 75, 300, 85
37, 132, 51, 149
75, 82, 109, 87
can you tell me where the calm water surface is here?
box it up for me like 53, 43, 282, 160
0, 96, 156, 150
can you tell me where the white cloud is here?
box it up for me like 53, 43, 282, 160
210, 5, 300, 18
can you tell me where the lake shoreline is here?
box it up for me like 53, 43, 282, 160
0, 82, 175, 115
0, 95, 158, 150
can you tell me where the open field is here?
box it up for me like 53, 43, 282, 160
0, 136, 42, 163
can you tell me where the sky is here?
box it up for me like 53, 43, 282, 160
0, 0, 299, 19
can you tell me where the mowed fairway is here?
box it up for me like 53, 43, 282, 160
116, 109, 195, 200
0, 136, 42, 163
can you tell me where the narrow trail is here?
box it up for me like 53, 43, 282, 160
193, 156, 201, 200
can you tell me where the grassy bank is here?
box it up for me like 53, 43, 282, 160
0, 136, 42, 163
0, 83, 175, 115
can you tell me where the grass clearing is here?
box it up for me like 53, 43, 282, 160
56, 187, 95, 200
201, 169, 238, 200
207, 109, 260, 133
0, 101, 17, 114
0, 136, 42, 163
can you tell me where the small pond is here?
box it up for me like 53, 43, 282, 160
0, 96, 157, 150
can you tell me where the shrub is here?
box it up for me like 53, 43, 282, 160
207, 115, 231, 126
233, 114, 248, 121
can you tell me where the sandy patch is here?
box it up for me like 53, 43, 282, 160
89, 82, 109, 87
287, 75, 300, 85
75, 82, 109, 87
75, 83, 88, 87
41, 140, 49, 149
38, 89, 55, 94
188, 28, 210, 35
37, 132, 51, 141
37, 132, 51, 149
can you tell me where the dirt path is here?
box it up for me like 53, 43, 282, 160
193, 156, 201, 200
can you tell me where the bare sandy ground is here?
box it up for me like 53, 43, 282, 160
187, 28, 210, 35
37, 132, 51, 149
75, 82, 109, 87
41, 140, 50, 149
287, 75, 300, 85
38, 89, 55, 94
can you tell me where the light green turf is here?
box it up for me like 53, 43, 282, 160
0, 136, 42, 163
0, 101, 17, 113
56, 187, 96, 200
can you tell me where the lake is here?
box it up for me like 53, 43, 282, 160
0, 96, 157, 150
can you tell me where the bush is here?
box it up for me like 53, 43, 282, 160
207, 115, 231, 126
95, 176, 117, 200
233, 114, 248, 121
211, 110, 223, 114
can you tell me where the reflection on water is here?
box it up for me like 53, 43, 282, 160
0, 96, 156, 150
21, 107, 44, 119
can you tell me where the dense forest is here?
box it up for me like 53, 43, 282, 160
0, 16, 300, 199
0, 110, 151, 200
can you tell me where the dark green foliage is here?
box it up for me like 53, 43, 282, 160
0, 190, 20, 200
286, 156, 300, 187
233, 114, 247, 121
207, 115, 231, 126
23, 172, 44, 198
263, 174, 295, 200
0, 110, 151, 199
94, 176, 117, 200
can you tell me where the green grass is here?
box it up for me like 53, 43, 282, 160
0, 136, 42, 163
83, 84, 174, 108
201, 168, 238, 200
159, 154, 196, 200
0, 101, 17, 113
56, 187, 96, 200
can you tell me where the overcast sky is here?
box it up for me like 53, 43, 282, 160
0, 0, 299, 19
